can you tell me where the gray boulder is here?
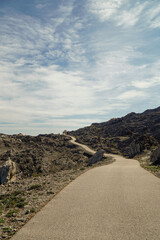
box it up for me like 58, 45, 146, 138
88, 150, 104, 166
150, 146, 160, 165
127, 141, 142, 158
0, 158, 16, 184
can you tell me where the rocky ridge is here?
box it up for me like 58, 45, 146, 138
68, 106, 160, 166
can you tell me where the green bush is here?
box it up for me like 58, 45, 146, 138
0, 192, 27, 209
0, 218, 4, 223
2, 227, 14, 236
16, 202, 27, 208
30, 208, 35, 213
28, 184, 42, 190
6, 209, 18, 218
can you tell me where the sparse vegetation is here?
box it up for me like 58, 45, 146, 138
0, 218, 4, 223
30, 208, 35, 213
28, 184, 42, 191
143, 165, 160, 171
2, 227, 14, 236
0, 192, 27, 209
6, 209, 18, 218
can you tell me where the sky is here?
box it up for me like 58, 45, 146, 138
0, 0, 160, 135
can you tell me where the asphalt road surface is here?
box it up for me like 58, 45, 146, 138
11, 136, 160, 240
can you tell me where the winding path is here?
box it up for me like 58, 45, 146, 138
11, 135, 160, 240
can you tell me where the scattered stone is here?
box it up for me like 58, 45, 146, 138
88, 150, 105, 166
25, 210, 30, 215
2, 235, 7, 238
16, 218, 25, 222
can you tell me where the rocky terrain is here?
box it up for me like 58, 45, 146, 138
0, 133, 112, 239
0, 106, 160, 239
68, 106, 160, 175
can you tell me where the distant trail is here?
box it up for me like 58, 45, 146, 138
11, 135, 160, 240
69, 135, 96, 154
69, 134, 119, 159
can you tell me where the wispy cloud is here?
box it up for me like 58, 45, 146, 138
87, 0, 123, 21
116, 2, 148, 27
117, 90, 146, 100
87, 0, 160, 29
144, 4, 160, 28
150, 16, 160, 28
0, 0, 160, 134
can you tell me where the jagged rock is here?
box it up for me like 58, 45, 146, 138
18, 133, 23, 136
127, 141, 143, 158
150, 146, 160, 165
126, 135, 158, 158
88, 150, 104, 166
68, 106, 160, 156
0, 158, 16, 184
63, 130, 67, 135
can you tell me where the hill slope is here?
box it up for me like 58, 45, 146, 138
68, 106, 160, 158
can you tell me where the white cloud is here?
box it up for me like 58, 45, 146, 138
147, 4, 160, 20
0, 63, 95, 121
0, 2, 86, 67
117, 90, 146, 100
87, 47, 140, 92
87, 0, 149, 27
116, 2, 148, 27
150, 16, 160, 28
36, 3, 51, 9
0, 0, 160, 134
87, 0, 123, 22
132, 77, 160, 89
144, 4, 160, 29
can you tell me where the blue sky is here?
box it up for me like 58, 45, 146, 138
0, 0, 160, 135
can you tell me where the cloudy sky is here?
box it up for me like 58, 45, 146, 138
0, 0, 160, 135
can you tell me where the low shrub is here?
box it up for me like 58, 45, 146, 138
28, 184, 42, 190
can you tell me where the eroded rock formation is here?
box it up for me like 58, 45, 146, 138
0, 157, 16, 184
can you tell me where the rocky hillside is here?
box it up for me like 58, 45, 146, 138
0, 133, 90, 180
68, 106, 160, 161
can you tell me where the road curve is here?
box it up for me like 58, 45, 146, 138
69, 135, 96, 154
11, 136, 160, 240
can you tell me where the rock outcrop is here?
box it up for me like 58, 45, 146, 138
0, 158, 16, 184
125, 135, 156, 158
127, 141, 142, 158
88, 150, 104, 166
68, 106, 160, 158
0, 133, 93, 178
150, 146, 160, 165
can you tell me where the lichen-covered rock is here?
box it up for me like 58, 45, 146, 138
0, 158, 16, 184
150, 146, 160, 165
88, 150, 104, 166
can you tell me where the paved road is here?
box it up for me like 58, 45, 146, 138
11, 136, 160, 240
